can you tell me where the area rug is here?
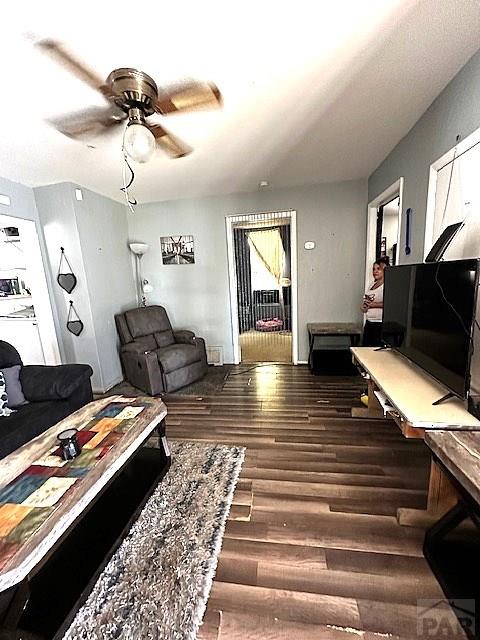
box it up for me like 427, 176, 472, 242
105, 364, 233, 398
63, 441, 245, 640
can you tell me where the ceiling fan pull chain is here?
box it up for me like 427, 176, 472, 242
120, 139, 137, 214
121, 153, 136, 191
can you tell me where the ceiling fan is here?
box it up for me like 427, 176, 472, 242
37, 39, 223, 163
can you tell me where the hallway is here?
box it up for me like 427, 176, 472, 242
239, 330, 292, 363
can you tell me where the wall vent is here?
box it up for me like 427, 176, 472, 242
206, 346, 224, 366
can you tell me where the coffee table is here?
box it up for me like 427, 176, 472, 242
0, 395, 169, 639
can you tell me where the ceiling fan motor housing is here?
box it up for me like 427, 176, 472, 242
106, 68, 158, 117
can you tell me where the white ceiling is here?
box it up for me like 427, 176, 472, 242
1, 0, 480, 204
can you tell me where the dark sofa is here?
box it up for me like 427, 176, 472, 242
0, 341, 93, 459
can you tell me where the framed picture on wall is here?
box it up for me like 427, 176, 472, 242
160, 236, 195, 265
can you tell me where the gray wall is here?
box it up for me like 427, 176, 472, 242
34, 183, 101, 387
128, 179, 367, 362
369, 48, 480, 263
35, 183, 136, 391
369, 48, 480, 410
73, 186, 137, 390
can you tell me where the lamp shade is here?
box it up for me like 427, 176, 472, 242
129, 242, 149, 256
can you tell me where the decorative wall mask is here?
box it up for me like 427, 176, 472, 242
67, 300, 84, 336
57, 247, 77, 293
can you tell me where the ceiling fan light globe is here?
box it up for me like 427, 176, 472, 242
124, 123, 156, 163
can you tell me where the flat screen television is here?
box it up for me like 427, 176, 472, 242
382, 259, 480, 399
382, 264, 413, 348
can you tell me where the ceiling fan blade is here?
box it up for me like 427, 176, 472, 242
36, 39, 110, 98
48, 105, 126, 140
154, 80, 222, 115
148, 124, 192, 158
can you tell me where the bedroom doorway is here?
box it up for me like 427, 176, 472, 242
226, 210, 298, 364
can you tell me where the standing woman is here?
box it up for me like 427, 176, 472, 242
361, 257, 389, 346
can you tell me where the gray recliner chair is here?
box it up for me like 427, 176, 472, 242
115, 305, 208, 394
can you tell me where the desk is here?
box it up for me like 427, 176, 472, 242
308, 322, 362, 371
350, 347, 480, 526
424, 431, 480, 640
426, 431, 480, 507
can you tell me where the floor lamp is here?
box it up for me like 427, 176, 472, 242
129, 242, 149, 307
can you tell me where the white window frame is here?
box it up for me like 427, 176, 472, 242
424, 127, 480, 260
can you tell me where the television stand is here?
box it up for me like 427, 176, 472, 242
350, 347, 480, 528
432, 392, 456, 406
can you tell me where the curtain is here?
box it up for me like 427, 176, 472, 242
233, 228, 253, 332
247, 229, 284, 282
248, 228, 286, 327
278, 224, 291, 330
278, 224, 291, 281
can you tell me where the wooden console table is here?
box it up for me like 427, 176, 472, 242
350, 347, 480, 527
426, 430, 480, 502
423, 430, 480, 639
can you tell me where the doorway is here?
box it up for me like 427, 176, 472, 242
0, 214, 60, 364
365, 179, 403, 291
376, 196, 400, 266
226, 211, 298, 364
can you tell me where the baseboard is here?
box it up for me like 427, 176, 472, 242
93, 374, 124, 396
223, 360, 306, 366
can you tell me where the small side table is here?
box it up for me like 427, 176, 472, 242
307, 322, 362, 372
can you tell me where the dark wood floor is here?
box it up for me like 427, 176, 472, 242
164, 365, 466, 639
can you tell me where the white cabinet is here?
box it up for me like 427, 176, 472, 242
0, 319, 45, 364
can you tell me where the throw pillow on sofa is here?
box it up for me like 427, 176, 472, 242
0, 372, 13, 416
1, 365, 28, 409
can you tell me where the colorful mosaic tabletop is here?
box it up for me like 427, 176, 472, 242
0, 397, 151, 571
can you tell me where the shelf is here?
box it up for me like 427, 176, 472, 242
373, 390, 395, 415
